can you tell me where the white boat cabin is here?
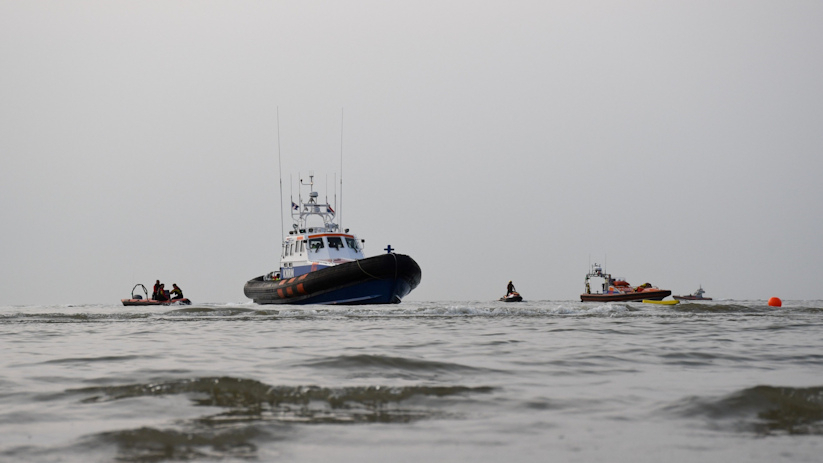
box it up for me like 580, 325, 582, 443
272, 175, 365, 279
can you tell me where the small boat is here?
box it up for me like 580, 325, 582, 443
499, 292, 523, 302
121, 284, 191, 306
673, 286, 713, 301
642, 299, 679, 305
244, 175, 421, 305
580, 263, 671, 302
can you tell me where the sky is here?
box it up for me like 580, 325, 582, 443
1, 1, 822, 305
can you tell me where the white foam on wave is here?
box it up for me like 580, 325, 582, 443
20, 298, 814, 321
580, 302, 631, 315
261, 302, 634, 318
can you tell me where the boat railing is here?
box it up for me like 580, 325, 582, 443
314, 258, 355, 265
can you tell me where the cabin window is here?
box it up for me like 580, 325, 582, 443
345, 237, 360, 252
299, 241, 305, 253
308, 238, 324, 252
327, 237, 344, 250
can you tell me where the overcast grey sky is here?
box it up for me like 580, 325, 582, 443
1, 1, 821, 305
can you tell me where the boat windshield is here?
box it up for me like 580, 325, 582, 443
327, 237, 344, 250
345, 237, 360, 251
308, 238, 324, 252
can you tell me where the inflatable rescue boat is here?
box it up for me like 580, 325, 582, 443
580, 263, 671, 302
121, 284, 191, 306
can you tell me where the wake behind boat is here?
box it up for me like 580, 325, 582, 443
244, 175, 421, 305
580, 263, 671, 302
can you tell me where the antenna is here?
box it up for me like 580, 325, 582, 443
339, 108, 344, 231
277, 107, 284, 245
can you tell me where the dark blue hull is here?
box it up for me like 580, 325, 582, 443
283, 278, 411, 305
244, 253, 421, 305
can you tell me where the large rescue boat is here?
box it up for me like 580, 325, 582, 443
243, 175, 421, 305
580, 263, 671, 302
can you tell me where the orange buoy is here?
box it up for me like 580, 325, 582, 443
768, 297, 782, 307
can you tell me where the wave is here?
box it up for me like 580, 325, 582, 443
41, 354, 156, 365
0, 312, 153, 322
665, 385, 823, 435
35, 376, 493, 461
300, 354, 494, 375
89, 425, 265, 462
67, 376, 493, 417
163, 306, 258, 316
2, 300, 822, 323
172, 302, 636, 318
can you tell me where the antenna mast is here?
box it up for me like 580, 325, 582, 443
277, 107, 284, 245
339, 108, 344, 231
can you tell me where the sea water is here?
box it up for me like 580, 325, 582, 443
1, 300, 822, 462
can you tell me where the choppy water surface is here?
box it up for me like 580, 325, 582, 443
1, 300, 822, 462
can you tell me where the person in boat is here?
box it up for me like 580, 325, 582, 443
156, 283, 169, 301
507, 280, 516, 296
635, 282, 652, 292
152, 280, 161, 300
170, 284, 184, 300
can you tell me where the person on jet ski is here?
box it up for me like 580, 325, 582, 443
507, 281, 516, 295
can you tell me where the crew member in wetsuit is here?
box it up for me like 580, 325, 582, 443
170, 284, 184, 300
507, 280, 516, 296
152, 280, 161, 300
156, 284, 169, 301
